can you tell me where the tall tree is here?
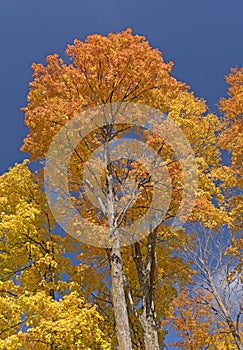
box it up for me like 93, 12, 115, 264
0, 162, 111, 349
167, 67, 243, 350
218, 67, 243, 277
21, 29, 223, 349
21, 28, 187, 349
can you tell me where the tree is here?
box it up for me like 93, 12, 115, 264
169, 289, 241, 349
20, 29, 224, 349
171, 226, 243, 349
167, 67, 243, 350
218, 67, 243, 278
0, 162, 111, 349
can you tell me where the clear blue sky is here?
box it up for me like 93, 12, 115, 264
1, 0, 243, 175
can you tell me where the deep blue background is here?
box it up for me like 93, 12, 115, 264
1, 0, 243, 175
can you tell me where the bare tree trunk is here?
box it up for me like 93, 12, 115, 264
142, 312, 159, 350
133, 230, 160, 350
111, 238, 132, 350
105, 136, 132, 350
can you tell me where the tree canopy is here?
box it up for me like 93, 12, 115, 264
0, 29, 242, 349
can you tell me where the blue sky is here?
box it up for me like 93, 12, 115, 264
1, 0, 243, 175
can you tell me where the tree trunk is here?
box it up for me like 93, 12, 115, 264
111, 238, 132, 350
133, 230, 160, 350
104, 136, 132, 350
142, 312, 160, 350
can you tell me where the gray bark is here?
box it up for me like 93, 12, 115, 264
133, 230, 160, 350
111, 238, 132, 350
105, 137, 132, 350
